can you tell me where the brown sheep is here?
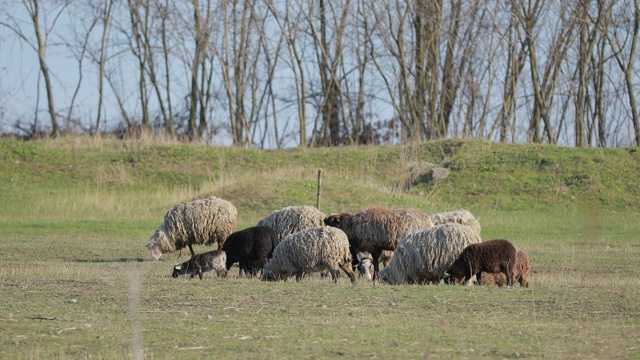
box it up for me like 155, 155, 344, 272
324, 207, 433, 280
444, 239, 517, 286
479, 250, 531, 287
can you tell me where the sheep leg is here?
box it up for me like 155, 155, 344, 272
295, 272, 304, 282
339, 262, 357, 284
328, 268, 340, 284
502, 262, 513, 287
188, 244, 196, 258
464, 275, 472, 285
371, 251, 382, 282
238, 261, 245, 278
196, 263, 204, 280
260, 257, 269, 277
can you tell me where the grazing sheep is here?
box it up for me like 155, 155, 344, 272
222, 226, 279, 278
257, 205, 326, 241
429, 209, 481, 234
147, 196, 237, 261
261, 226, 356, 283
377, 224, 483, 285
479, 250, 531, 287
172, 249, 227, 280
354, 250, 393, 281
354, 251, 374, 281
323, 207, 433, 279
444, 239, 517, 286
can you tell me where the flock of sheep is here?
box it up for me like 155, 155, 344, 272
147, 196, 531, 287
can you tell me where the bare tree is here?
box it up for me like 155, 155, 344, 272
591, 21, 609, 147
126, 0, 152, 133
185, 0, 212, 141
343, 0, 376, 145
64, 4, 98, 133
155, 0, 175, 138
94, 0, 115, 135
0, 0, 69, 137
218, 0, 253, 147
601, 0, 640, 146
368, 1, 420, 141
266, 0, 309, 147
491, 3, 528, 143
305, 0, 350, 146
257, 8, 285, 148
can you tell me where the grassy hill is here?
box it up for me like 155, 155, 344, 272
1, 137, 639, 359
2, 137, 638, 219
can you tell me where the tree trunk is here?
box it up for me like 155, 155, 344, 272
30, 0, 61, 137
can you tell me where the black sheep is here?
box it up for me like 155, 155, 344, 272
444, 239, 517, 286
222, 226, 279, 278
172, 249, 227, 280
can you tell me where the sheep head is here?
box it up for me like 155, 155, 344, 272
147, 227, 175, 261
356, 252, 374, 281
443, 271, 465, 285
172, 264, 186, 278
323, 212, 352, 228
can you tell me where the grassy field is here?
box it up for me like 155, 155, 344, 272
0, 137, 639, 359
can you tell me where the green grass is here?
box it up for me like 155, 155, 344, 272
0, 137, 639, 359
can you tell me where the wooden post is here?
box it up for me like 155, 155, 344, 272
316, 168, 322, 210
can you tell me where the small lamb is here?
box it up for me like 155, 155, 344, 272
172, 249, 228, 280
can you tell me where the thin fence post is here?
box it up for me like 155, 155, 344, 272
316, 168, 322, 210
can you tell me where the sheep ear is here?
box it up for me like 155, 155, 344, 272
443, 272, 451, 277
174, 265, 182, 270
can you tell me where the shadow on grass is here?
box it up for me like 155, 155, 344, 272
73, 258, 147, 263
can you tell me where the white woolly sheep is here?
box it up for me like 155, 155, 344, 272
377, 224, 483, 285
147, 196, 237, 261
444, 239, 517, 286
260, 226, 356, 283
323, 207, 433, 280
257, 205, 327, 241
479, 250, 531, 287
429, 209, 481, 234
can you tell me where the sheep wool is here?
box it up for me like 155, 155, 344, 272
261, 226, 356, 283
378, 223, 482, 285
257, 205, 327, 241
479, 250, 531, 287
324, 207, 433, 252
429, 209, 481, 234
324, 207, 433, 279
147, 196, 237, 260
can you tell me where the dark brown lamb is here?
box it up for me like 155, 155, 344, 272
445, 239, 517, 286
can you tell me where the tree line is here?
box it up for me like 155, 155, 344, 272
1, 0, 638, 148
